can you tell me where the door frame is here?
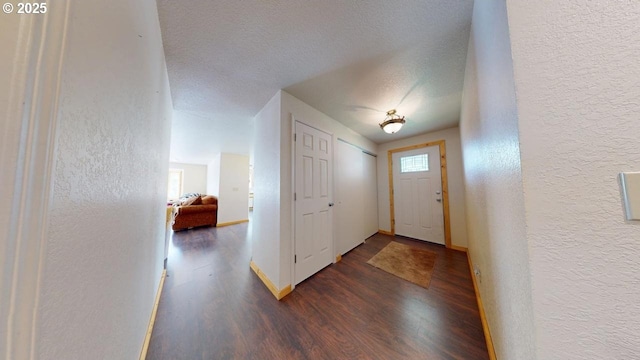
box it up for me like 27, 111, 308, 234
387, 140, 452, 248
1, 2, 70, 357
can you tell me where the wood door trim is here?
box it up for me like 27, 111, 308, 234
387, 140, 452, 249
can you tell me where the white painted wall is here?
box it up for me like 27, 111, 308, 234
507, 1, 640, 358
377, 127, 468, 248
462, 1, 640, 358
206, 154, 221, 196
251, 92, 283, 288
459, 1, 535, 359
24, 1, 172, 359
170, 162, 207, 195
218, 153, 250, 224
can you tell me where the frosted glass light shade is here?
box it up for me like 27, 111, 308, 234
379, 109, 406, 134
381, 121, 404, 134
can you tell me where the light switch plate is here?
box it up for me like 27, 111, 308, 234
619, 172, 640, 221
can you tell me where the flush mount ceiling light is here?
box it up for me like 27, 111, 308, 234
379, 109, 406, 134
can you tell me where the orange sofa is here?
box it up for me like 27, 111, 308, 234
171, 195, 218, 231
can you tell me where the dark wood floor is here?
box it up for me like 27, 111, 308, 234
147, 222, 488, 360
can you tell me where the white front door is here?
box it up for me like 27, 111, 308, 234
392, 146, 444, 244
294, 121, 333, 285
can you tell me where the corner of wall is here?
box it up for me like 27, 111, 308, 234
250, 90, 283, 290
33, 0, 174, 358
459, 1, 536, 359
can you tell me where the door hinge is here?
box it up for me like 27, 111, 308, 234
294, 255, 297, 263
294, 133, 297, 141
294, 192, 296, 201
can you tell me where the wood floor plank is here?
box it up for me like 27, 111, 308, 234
147, 223, 488, 359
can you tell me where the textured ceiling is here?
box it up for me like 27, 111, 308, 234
157, 0, 474, 164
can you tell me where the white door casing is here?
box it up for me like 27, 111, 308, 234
294, 121, 333, 285
392, 146, 445, 244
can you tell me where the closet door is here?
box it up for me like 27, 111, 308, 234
336, 141, 363, 255
362, 152, 378, 238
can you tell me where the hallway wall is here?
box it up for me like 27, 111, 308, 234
508, 1, 640, 358
35, 1, 173, 358
462, 1, 640, 359
459, 1, 536, 359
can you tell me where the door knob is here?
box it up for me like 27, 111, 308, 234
328, 202, 335, 207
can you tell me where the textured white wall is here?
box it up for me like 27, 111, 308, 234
507, 1, 640, 358
251, 92, 282, 287
377, 127, 468, 248
218, 153, 250, 224
459, 1, 537, 358
170, 162, 207, 195
37, 1, 172, 359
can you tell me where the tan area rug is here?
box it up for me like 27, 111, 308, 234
367, 241, 437, 289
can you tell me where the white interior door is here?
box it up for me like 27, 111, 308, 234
392, 146, 444, 244
294, 121, 333, 285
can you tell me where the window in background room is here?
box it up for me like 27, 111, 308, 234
400, 154, 429, 173
167, 168, 184, 201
